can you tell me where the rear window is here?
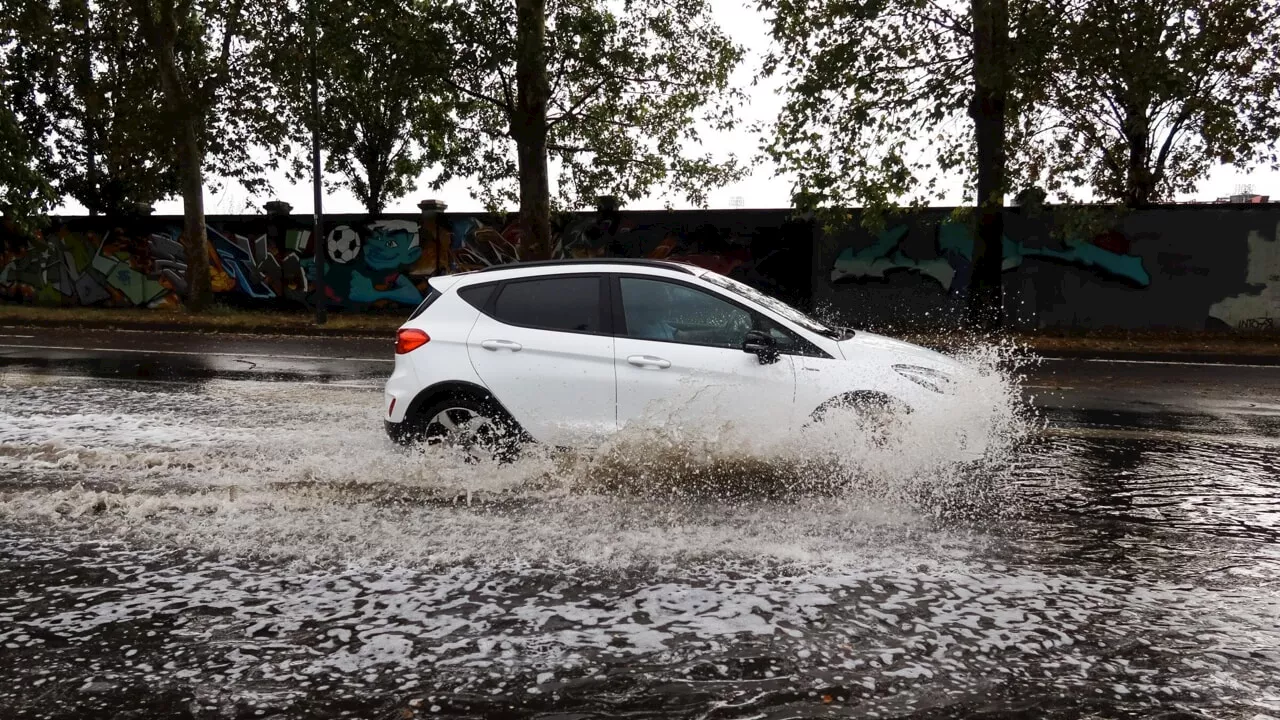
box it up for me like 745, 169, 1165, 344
407, 288, 441, 320
457, 283, 495, 311
492, 276, 602, 333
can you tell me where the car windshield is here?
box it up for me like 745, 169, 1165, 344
699, 270, 853, 340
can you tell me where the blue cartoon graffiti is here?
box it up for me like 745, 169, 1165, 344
832, 220, 1151, 289
305, 221, 426, 307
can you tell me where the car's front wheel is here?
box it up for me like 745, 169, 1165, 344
806, 392, 908, 445
389, 393, 523, 462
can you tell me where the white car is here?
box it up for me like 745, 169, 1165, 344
383, 259, 975, 458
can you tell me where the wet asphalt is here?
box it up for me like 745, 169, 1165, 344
2, 325, 1280, 720
2, 325, 1279, 418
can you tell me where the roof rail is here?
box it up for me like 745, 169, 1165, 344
473, 258, 696, 274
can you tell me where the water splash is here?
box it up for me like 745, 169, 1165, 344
0, 342, 1036, 567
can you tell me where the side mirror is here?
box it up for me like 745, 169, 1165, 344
742, 329, 780, 364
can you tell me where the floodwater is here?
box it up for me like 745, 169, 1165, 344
1, 358, 1279, 720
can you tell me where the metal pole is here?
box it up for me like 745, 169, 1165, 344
309, 0, 327, 325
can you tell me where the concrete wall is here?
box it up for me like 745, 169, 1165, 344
815, 205, 1280, 330
3, 204, 1278, 330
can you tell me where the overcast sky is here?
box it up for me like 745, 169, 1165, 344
57, 2, 1278, 217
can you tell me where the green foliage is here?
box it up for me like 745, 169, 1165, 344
0, 100, 56, 233
269, 0, 463, 215
1023, 0, 1280, 207
23, 0, 176, 214
444, 0, 747, 211
1, 0, 60, 228
132, 0, 290, 196
760, 0, 1052, 222
764, 0, 1280, 215
191, 0, 290, 196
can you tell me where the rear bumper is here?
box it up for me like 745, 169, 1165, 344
385, 419, 417, 445
384, 354, 420, 423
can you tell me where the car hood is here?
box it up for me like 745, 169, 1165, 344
836, 331, 963, 371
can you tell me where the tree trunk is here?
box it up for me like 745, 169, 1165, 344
149, 10, 214, 312
514, 0, 552, 261
1124, 109, 1152, 208
968, 0, 1008, 333
176, 116, 213, 311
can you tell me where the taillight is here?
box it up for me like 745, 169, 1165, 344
396, 328, 430, 354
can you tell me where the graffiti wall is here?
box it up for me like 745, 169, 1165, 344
3, 204, 1278, 330
815, 205, 1280, 330
0, 209, 814, 312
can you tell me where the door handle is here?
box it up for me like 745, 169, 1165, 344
627, 354, 671, 369
481, 339, 523, 352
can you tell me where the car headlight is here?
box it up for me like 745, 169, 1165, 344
893, 364, 953, 394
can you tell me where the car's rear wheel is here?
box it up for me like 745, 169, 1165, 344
390, 393, 523, 462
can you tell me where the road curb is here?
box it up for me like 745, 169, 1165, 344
1028, 349, 1280, 366
4, 318, 1280, 366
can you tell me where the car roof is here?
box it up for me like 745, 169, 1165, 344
470, 258, 699, 276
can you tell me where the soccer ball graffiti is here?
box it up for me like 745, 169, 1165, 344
327, 226, 362, 264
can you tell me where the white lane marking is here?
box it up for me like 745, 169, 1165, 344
0, 343, 393, 363
0, 372, 383, 390
1039, 356, 1280, 369
0, 334, 36, 339
0, 324, 389, 340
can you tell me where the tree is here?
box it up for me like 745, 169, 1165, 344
1025, 0, 1280, 207
445, 0, 745, 259
0, 101, 56, 235
760, 0, 1051, 329
270, 0, 462, 217
0, 0, 59, 232
970, 0, 1009, 330
39, 1, 177, 216
130, 0, 285, 311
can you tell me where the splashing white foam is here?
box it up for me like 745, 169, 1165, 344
0, 343, 1036, 566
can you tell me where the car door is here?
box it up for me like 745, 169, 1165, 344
466, 274, 617, 445
611, 274, 797, 436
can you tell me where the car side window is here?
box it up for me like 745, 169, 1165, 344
758, 316, 816, 355
619, 277, 753, 349
491, 276, 602, 333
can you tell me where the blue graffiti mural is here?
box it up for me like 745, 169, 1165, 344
306, 221, 426, 307
2, 210, 795, 309
833, 221, 1152, 289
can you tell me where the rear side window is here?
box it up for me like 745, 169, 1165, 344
407, 288, 441, 320
492, 276, 602, 333
457, 283, 495, 311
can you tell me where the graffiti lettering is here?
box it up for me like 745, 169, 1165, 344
1208, 224, 1280, 328
1, 212, 786, 310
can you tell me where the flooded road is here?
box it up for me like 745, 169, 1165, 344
2, 348, 1279, 719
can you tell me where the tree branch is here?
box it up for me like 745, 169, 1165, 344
547, 76, 609, 127
1152, 105, 1194, 179
443, 76, 510, 113
206, 0, 246, 96
548, 142, 589, 153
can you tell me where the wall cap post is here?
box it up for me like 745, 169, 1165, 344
595, 195, 622, 214
264, 200, 294, 217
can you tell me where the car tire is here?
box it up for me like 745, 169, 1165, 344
391, 392, 524, 463
807, 392, 907, 444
